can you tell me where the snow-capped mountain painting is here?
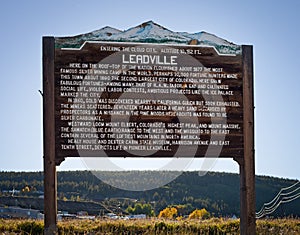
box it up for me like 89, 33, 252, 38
55, 21, 241, 55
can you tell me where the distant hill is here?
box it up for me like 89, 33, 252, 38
0, 171, 299, 217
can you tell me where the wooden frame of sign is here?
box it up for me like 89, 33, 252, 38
43, 37, 255, 234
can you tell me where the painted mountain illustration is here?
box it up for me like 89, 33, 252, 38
55, 21, 241, 54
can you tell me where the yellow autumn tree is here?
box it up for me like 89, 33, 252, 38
188, 208, 210, 220
158, 207, 178, 219
22, 186, 30, 193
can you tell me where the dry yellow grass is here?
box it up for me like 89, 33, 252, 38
0, 218, 299, 234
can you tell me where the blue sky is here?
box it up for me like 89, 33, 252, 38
0, 1, 299, 180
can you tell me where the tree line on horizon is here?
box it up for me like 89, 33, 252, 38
0, 170, 299, 217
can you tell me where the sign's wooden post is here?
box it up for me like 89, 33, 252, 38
43, 36, 58, 234
239, 45, 255, 235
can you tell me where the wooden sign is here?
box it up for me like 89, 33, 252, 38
54, 41, 244, 163
43, 22, 255, 234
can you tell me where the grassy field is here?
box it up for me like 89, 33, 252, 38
0, 218, 299, 234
